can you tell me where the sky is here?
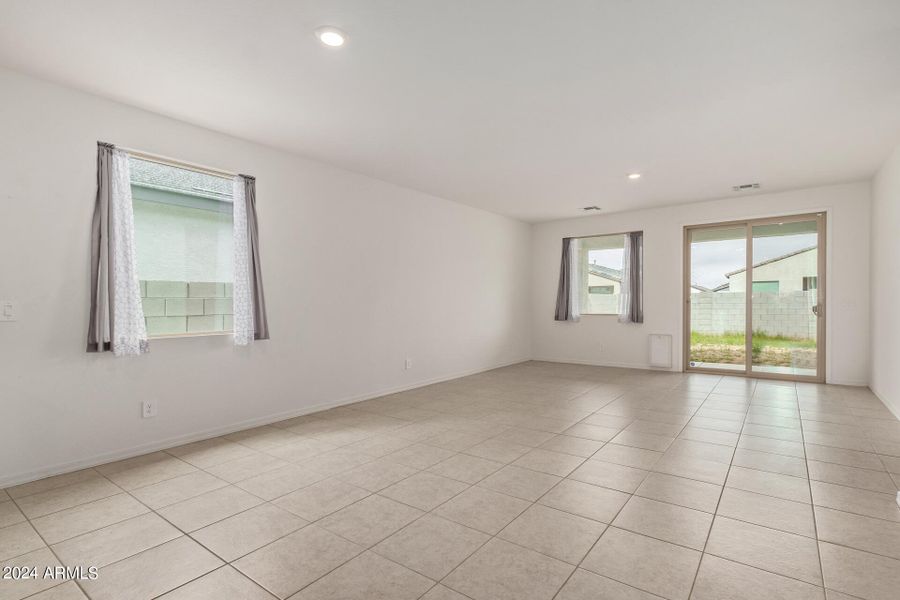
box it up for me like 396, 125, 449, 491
588, 248, 624, 270
588, 232, 818, 289
690, 233, 817, 288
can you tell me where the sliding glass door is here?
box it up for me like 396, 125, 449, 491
750, 218, 823, 377
686, 225, 748, 372
684, 213, 825, 382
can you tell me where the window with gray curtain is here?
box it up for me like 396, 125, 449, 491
554, 231, 643, 323
89, 143, 269, 349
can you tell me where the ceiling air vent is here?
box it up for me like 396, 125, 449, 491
582, 206, 602, 211
732, 183, 761, 192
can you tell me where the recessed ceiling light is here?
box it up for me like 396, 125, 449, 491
315, 26, 347, 47
627, 173, 641, 180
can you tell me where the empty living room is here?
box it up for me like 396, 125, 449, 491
2, 1, 900, 599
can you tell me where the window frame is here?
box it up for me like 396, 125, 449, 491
572, 231, 629, 316
751, 280, 780, 293
588, 285, 615, 295
128, 152, 237, 340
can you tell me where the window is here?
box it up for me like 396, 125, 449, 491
752, 281, 780, 293
130, 157, 234, 337
589, 285, 615, 295
578, 234, 625, 315
802, 276, 818, 291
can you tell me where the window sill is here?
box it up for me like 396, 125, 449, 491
580, 313, 619, 317
149, 331, 233, 340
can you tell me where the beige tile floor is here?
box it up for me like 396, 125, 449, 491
3, 361, 900, 600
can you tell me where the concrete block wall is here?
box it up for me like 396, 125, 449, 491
584, 293, 619, 315
690, 291, 818, 339
141, 281, 233, 336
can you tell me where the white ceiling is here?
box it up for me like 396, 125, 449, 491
2, 1, 900, 222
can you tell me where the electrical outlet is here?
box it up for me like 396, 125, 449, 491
142, 400, 157, 418
0, 300, 14, 322
404, 358, 413, 370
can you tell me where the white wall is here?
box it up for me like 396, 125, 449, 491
532, 183, 871, 385
871, 143, 900, 418
0, 68, 532, 486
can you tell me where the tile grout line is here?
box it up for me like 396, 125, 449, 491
5, 481, 96, 600
3, 461, 878, 590
76, 433, 433, 598
799, 394, 831, 596
424, 380, 625, 598
182, 434, 493, 597
547, 378, 724, 600
169, 380, 721, 598
12, 415, 517, 598
682, 376, 752, 600
410, 379, 620, 600
436, 381, 626, 600
266, 379, 617, 599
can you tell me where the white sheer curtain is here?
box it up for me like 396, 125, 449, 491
110, 151, 150, 355
232, 175, 255, 345
618, 235, 632, 323
87, 144, 148, 356
568, 238, 581, 321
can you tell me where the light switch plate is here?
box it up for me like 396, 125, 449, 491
0, 300, 14, 322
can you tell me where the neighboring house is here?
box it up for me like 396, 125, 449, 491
690, 283, 728, 294
588, 264, 622, 295
129, 157, 234, 283
130, 157, 233, 205
579, 263, 622, 314
691, 246, 819, 338
129, 158, 235, 336
726, 246, 817, 293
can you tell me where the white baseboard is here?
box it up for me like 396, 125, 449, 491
532, 356, 678, 372
536, 357, 872, 387
827, 379, 870, 387
1, 357, 530, 489
871, 385, 900, 421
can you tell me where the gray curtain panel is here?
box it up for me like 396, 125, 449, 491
87, 142, 115, 352
554, 237, 578, 321
619, 231, 644, 323
87, 142, 149, 355
241, 175, 270, 340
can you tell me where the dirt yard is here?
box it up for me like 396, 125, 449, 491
690, 344, 816, 369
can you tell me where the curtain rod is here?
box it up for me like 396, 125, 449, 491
568, 230, 642, 240
97, 141, 249, 179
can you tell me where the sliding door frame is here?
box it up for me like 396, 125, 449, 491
683, 212, 826, 383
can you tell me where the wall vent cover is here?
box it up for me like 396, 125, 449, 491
732, 183, 761, 192
649, 334, 673, 368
